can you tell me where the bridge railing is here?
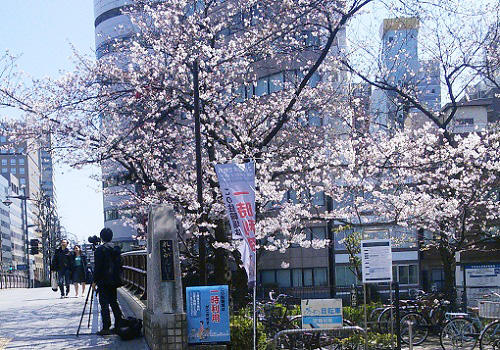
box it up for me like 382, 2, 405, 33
0, 272, 29, 289
121, 249, 147, 300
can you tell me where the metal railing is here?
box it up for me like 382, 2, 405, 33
270, 325, 367, 350
0, 272, 29, 289
121, 250, 147, 300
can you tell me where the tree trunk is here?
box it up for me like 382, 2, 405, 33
213, 220, 230, 285
438, 245, 457, 306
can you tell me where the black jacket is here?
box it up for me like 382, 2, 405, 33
51, 247, 72, 271
93, 242, 122, 288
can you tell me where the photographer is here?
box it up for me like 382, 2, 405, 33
51, 239, 72, 298
91, 228, 123, 336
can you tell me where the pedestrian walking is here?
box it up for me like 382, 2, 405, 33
92, 228, 123, 335
51, 239, 72, 298
71, 245, 88, 297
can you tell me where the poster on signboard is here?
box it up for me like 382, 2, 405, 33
301, 299, 343, 329
361, 239, 393, 284
186, 285, 230, 344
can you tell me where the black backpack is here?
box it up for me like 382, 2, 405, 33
115, 317, 143, 341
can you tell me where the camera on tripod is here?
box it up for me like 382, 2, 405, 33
88, 235, 101, 246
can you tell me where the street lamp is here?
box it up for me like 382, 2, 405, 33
3, 191, 32, 288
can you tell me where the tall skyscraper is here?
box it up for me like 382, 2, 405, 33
370, 17, 441, 132
94, 0, 141, 249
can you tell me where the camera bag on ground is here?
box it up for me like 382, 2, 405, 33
115, 317, 142, 341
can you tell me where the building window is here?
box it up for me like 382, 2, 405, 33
335, 265, 358, 286
0, 136, 5, 142
261, 270, 275, 286
10, 159, 16, 165
314, 267, 328, 286
308, 72, 320, 88
104, 209, 120, 222
235, 85, 245, 103
245, 85, 254, 99
269, 72, 284, 93
284, 190, 298, 204
311, 226, 327, 240
255, 77, 269, 96
1, 160, 5, 166
391, 228, 417, 248
276, 270, 291, 287
19, 178, 26, 185
10, 168, 16, 174
19, 158, 24, 165
292, 269, 302, 287
311, 191, 325, 206
308, 110, 323, 126
431, 268, 445, 290
303, 268, 313, 287
393, 264, 418, 285
19, 168, 25, 175
457, 118, 474, 126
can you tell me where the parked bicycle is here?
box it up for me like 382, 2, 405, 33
399, 298, 453, 345
440, 291, 500, 350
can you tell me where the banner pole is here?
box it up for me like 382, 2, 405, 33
363, 283, 368, 350
253, 253, 257, 350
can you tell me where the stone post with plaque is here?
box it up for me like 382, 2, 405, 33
143, 205, 187, 350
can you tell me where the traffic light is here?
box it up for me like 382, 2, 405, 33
30, 239, 40, 255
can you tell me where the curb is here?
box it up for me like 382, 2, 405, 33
117, 287, 146, 320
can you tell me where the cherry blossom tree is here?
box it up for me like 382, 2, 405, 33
330, 0, 500, 299
0, 0, 374, 284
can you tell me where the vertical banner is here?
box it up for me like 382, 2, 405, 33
186, 285, 230, 344
215, 162, 256, 285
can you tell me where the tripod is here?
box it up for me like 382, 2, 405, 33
76, 286, 96, 336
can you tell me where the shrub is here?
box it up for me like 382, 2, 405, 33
343, 302, 383, 326
230, 312, 267, 350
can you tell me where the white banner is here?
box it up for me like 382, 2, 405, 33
215, 162, 256, 284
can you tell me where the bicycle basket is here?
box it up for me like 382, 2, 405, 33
478, 301, 500, 319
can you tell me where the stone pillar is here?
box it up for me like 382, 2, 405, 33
143, 205, 188, 350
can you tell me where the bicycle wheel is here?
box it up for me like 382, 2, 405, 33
369, 307, 385, 330
479, 320, 500, 350
378, 307, 394, 333
440, 317, 478, 350
400, 312, 429, 345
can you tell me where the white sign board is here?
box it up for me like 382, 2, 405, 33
466, 264, 500, 287
301, 299, 343, 329
361, 239, 393, 284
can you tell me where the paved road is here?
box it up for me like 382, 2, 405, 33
402, 336, 442, 350
0, 287, 148, 350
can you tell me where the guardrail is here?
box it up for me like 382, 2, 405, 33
121, 250, 147, 300
270, 325, 367, 350
0, 272, 29, 289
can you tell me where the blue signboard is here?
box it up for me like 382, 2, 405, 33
16, 264, 28, 271
301, 299, 343, 329
186, 285, 230, 344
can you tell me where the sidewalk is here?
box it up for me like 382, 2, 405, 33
0, 287, 148, 350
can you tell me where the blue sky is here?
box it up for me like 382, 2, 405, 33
0, 1, 102, 242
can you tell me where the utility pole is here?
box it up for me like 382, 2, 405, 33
193, 60, 207, 285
